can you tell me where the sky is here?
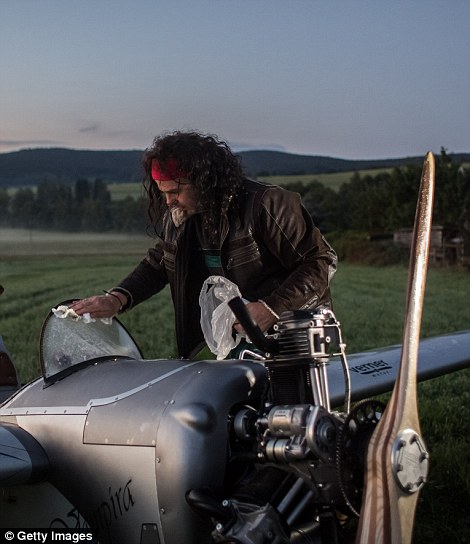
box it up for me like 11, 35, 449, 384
1, 0, 469, 160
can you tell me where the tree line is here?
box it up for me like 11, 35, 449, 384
295, 149, 469, 234
1, 149, 468, 243
0, 178, 146, 233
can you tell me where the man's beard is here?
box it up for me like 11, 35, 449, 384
170, 206, 196, 227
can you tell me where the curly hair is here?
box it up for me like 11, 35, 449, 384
142, 131, 245, 242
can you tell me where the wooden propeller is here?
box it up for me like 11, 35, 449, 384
355, 152, 435, 544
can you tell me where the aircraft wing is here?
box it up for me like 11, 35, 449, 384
327, 329, 470, 407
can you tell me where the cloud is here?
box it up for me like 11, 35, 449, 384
79, 124, 100, 133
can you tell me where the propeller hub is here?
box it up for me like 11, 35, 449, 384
391, 429, 429, 493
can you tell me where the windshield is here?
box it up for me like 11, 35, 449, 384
40, 301, 143, 384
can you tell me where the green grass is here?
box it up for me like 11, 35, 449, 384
107, 169, 391, 197
258, 168, 394, 191
332, 264, 470, 351
0, 259, 176, 381
108, 174, 358, 197
107, 181, 145, 200
0, 233, 469, 542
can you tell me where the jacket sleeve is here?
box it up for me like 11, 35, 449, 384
114, 239, 169, 310
256, 187, 337, 315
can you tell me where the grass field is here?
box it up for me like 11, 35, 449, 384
0, 229, 469, 542
106, 171, 366, 198
105, 169, 386, 198
258, 168, 395, 191
0, 228, 151, 256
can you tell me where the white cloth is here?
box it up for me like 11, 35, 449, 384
52, 305, 112, 325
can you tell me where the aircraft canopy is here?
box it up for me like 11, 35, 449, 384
40, 302, 142, 384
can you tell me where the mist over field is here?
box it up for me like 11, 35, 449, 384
0, 228, 151, 256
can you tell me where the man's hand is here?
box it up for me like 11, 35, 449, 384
233, 301, 278, 334
68, 292, 126, 319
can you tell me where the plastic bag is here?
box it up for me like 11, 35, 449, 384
199, 276, 246, 360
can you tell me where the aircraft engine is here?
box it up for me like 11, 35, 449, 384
187, 304, 385, 544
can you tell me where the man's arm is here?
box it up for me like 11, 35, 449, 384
69, 244, 169, 319
256, 187, 337, 316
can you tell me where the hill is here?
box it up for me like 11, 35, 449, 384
240, 150, 421, 176
0, 147, 469, 187
0, 148, 143, 186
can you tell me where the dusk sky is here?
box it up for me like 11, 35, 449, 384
1, 0, 469, 159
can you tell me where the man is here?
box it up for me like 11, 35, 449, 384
71, 131, 337, 359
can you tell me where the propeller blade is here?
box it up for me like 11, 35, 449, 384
355, 152, 435, 544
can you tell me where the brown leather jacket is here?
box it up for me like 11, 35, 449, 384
116, 179, 337, 358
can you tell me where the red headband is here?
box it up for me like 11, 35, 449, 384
151, 158, 187, 181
